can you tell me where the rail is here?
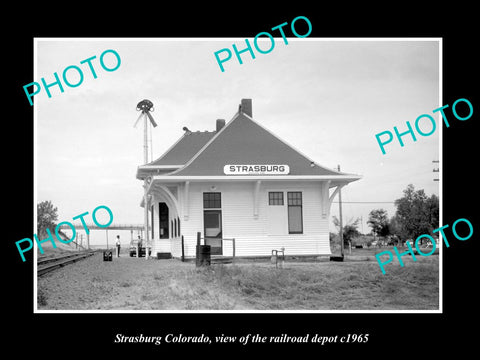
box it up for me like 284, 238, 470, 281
37, 251, 95, 276
221, 238, 236, 263
57, 223, 149, 231
195, 232, 236, 264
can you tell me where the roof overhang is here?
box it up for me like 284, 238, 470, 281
148, 174, 362, 184
136, 165, 183, 180
139, 174, 362, 207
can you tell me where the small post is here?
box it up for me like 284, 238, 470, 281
277, 249, 284, 269
196, 232, 201, 267
232, 238, 236, 264
181, 235, 185, 262
271, 250, 278, 268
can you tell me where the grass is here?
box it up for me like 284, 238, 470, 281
202, 258, 439, 310
143, 258, 438, 310
37, 254, 439, 311
37, 289, 48, 306
336, 244, 440, 257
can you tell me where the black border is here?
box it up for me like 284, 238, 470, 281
7, 4, 478, 355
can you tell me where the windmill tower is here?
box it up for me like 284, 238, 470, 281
134, 99, 157, 260
134, 99, 157, 164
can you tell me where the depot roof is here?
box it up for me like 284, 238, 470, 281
136, 99, 361, 183
150, 130, 216, 167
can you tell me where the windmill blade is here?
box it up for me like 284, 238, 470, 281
146, 111, 157, 127
133, 112, 144, 128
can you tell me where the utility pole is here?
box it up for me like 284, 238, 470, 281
338, 165, 344, 257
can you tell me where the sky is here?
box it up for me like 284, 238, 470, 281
35, 38, 440, 245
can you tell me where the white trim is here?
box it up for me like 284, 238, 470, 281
320, 180, 331, 218
253, 180, 262, 218
183, 181, 190, 220
138, 165, 183, 170
157, 185, 181, 217
329, 184, 346, 207
151, 175, 362, 182
137, 165, 183, 180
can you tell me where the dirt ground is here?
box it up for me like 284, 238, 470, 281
37, 250, 439, 311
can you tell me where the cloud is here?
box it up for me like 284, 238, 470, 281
36, 38, 440, 228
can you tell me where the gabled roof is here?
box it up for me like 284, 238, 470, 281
137, 99, 361, 183
149, 131, 216, 166
136, 130, 215, 179
172, 112, 340, 176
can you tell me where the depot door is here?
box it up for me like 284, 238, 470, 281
204, 210, 222, 255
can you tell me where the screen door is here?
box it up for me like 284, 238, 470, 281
204, 210, 222, 255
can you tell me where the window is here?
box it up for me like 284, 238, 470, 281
287, 192, 303, 234
159, 202, 169, 239
268, 192, 284, 205
203, 192, 221, 208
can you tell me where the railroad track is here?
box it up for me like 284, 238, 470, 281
37, 251, 96, 276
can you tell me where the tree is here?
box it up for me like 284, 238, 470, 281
425, 194, 439, 230
343, 224, 361, 246
389, 215, 408, 243
332, 216, 361, 247
367, 209, 389, 241
393, 184, 439, 244
37, 200, 58, 237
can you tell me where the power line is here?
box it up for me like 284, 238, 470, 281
331, 201, 395, 204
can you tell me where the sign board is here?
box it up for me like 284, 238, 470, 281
224, 165, 290, 175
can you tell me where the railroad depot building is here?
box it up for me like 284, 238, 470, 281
136, 99, 361, 259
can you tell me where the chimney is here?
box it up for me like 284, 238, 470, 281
240, 98, 252, 117
216, 119, 225, 132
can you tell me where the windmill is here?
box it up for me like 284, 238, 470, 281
134, 99, 157, 164
134, 99, 157, 260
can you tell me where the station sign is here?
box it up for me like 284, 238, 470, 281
224, 164, 290, 175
